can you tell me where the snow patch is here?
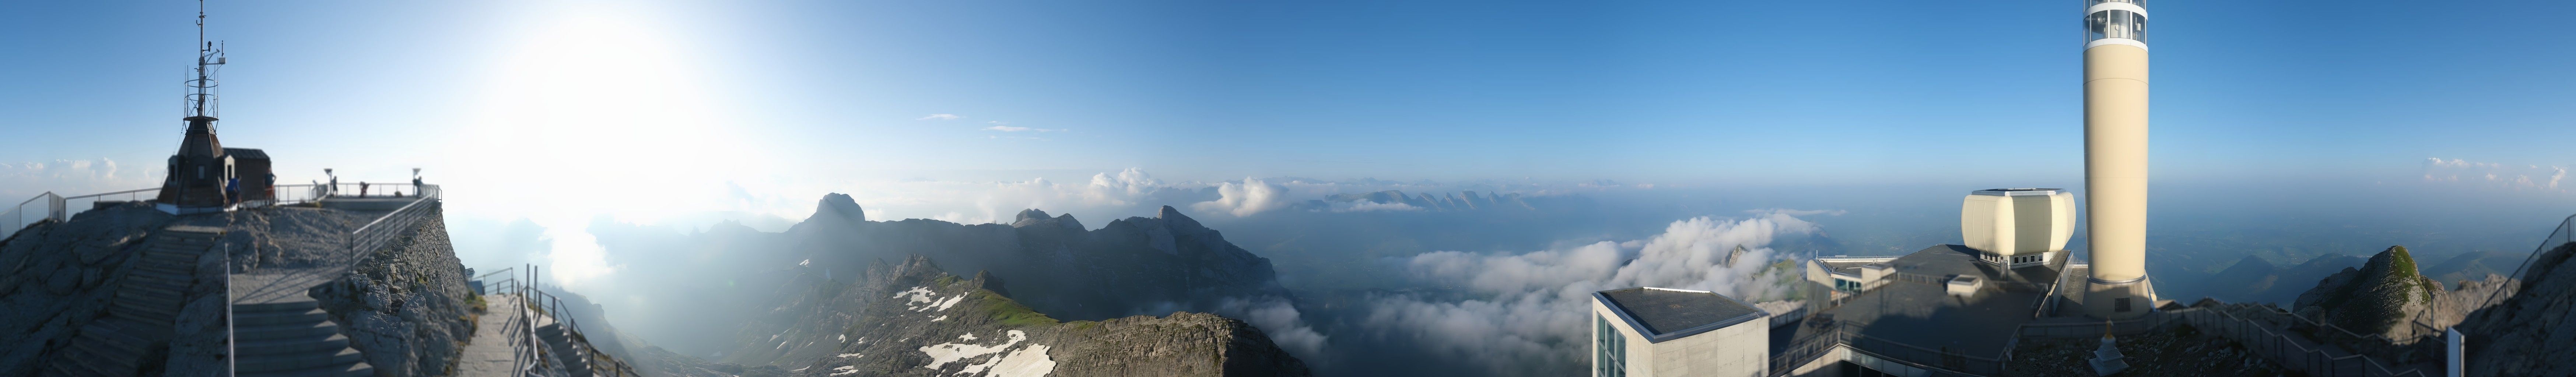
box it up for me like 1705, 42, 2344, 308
986, 344, 1056, 377
931, 315, 948, 322
960, 333, 978, 341
835, 353, 863, 358
930, 293, 967, 311
895, 286, 939, 310
918, 330, 1030, 371
828, 365, 859, 376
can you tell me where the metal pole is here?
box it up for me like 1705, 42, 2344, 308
225, 241, 235, 377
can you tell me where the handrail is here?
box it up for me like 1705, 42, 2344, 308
336, 184, 440, 274
59, 187, 161, 201
2179, 304, 2439, 377
2486, 213, 2575, 306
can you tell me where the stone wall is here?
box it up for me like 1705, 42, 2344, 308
310, 206, 477, 377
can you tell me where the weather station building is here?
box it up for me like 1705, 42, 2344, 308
1594, 1, 2171, 376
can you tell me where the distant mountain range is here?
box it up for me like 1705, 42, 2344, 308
2164, 250, 2521, 306
1292, 190, 1533, 212
580, 193, 1307, 373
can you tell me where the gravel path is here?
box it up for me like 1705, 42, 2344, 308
457, 294, 527, 377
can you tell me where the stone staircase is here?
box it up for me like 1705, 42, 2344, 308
44, 226, 221, 377
232, 296, 372, 377
536, 316, 594, 377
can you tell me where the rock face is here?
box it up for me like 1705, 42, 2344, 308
2458, 240, 2576, 377
742, 255, 1309, 377
308, 207, 476, 377
2292, 246, 2444, 341
0, 204, 177, 376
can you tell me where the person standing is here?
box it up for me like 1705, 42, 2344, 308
359, 182, 369, 198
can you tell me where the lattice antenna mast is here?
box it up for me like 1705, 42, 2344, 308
185, 0, 227, 121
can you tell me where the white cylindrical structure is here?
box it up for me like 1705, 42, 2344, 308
1961, 188, 2075, 268
2081, 0, 2156, 319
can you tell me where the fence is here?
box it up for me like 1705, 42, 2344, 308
2488, 214, 2576, 306
2174, 305, 2440, 377
338, 185, 440, 274
481, 265, 641, 377
2, 188, 163, 240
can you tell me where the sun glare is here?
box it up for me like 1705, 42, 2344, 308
454, 11, 768, 286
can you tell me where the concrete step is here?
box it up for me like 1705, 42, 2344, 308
240, 360, 373, 377
238, 348, 364, 373
121, 283, 190, 299
236, 300, 321, 313
64, 342, 142, 376
109, 293, 182, 315
236, 333, 352, 356
237, 308, 330, 327
107, 305, 178, 326
237, 321, 343, 341
123, 272, 193, 288
133, 263, 194, 279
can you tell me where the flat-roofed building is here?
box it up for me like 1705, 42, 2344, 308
1591, 287, 1772, 377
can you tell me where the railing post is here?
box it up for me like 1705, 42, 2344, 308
46, 193, 66, 222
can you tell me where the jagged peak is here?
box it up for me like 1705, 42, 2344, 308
812, 193, 866, 223
1009, 209, 1085, 231
1155, 205, 1205, 230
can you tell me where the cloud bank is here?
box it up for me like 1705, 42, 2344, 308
2423, 157, 2566, 191
1358, 211, 1821, 376
1191, 178, 1291, 217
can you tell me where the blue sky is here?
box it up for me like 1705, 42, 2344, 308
6, 1, 2575, 283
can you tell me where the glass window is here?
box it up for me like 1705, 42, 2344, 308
1596, 315, 1626, 377
2086, 9, 2148, 43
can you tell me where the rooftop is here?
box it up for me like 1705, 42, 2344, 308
1970, 188, 2066, 196
1597, 287, 1770, 343
1795, 245, 2068, 358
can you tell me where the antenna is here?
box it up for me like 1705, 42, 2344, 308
184, 0, 227, 123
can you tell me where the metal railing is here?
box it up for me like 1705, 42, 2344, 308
481, 265, 639, 377
2, 188, 161, 240
2487, 214, 2576, 306
2174, 304, 2441, 377
338, 184, 441, 274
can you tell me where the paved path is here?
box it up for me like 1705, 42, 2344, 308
457, 294, 527, 377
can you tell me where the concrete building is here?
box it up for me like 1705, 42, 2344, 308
1960, 188, 2075, 268
1591, 287, 1771, 377
2081, 0, 2157, 320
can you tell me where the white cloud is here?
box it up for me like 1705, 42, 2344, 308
0, 158, 150, 202
917, 114, 962, 120
1361, 212, 1819, 376
2422, 157, 2566, 191
1215, 297, 1328, 363
1191, 177, 1290, 217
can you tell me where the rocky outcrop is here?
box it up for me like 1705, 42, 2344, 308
2292, 246, 2444, 341
0, 204, 180, 376
308, 207, 475, 377
748, 256, 1308, 377
2458, 240, 2576, 377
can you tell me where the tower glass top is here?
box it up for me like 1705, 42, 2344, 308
2085, 4, 2147, 44
2086, 0, 2144, 6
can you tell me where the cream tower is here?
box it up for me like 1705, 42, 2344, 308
2081, 0, 2154, 319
